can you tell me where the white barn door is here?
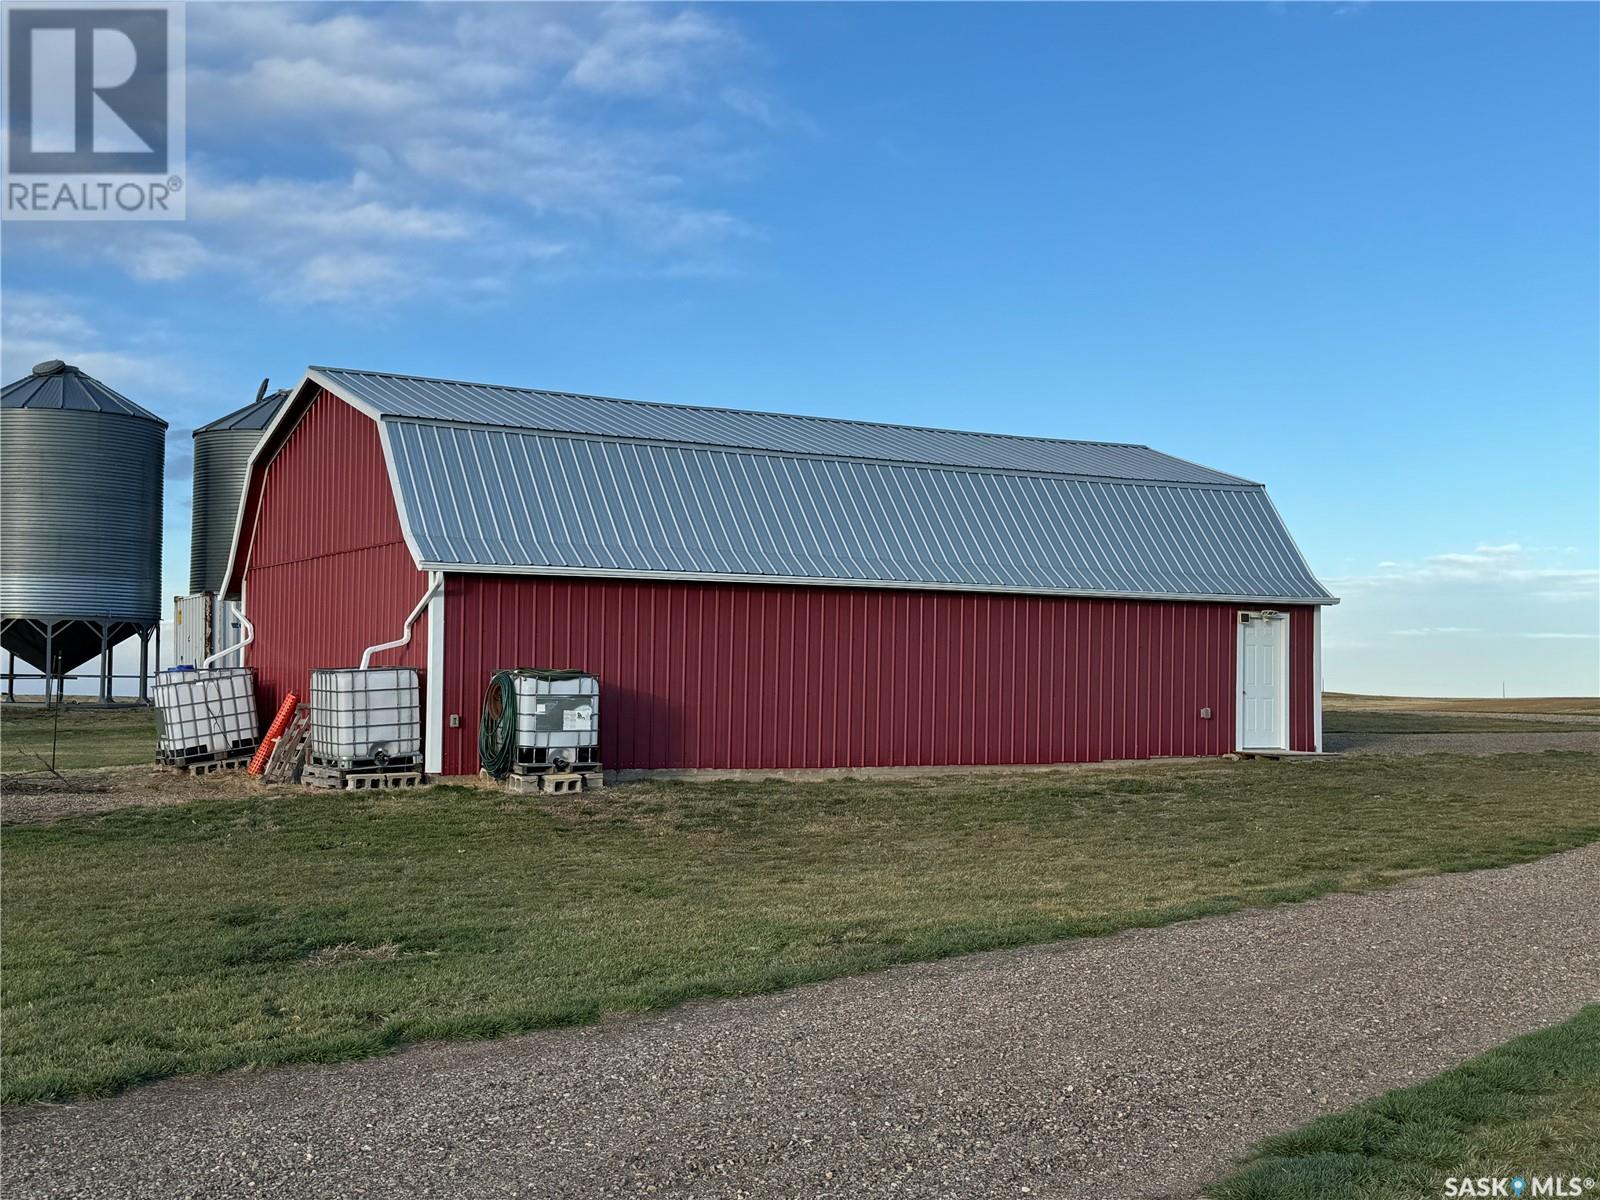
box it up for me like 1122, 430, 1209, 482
1238, 612, 1288, 750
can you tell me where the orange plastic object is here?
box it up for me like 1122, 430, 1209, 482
249, 692, 298, 775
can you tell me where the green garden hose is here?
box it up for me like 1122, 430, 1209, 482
478, 671, 518, 779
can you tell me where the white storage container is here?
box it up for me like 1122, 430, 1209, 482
154, 667, 259, 763
171, 594, 247, 668
212, 597, 247, 669
172, 593, 213, 668
310, 667, 421, 768
509, 670, 600, 770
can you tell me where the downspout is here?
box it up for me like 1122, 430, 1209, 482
360, 572, 443, 669
207, 461, 266, 670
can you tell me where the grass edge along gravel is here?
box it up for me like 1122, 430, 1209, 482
1207, 1006, 1600, 1200
3, 753, 1599, 1105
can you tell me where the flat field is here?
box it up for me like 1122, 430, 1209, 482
1324, 693, 1600, 716
0, 704, 157, 774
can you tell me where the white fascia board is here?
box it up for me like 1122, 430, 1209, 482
373, 418, 429, 569
414, 559, 1341, 607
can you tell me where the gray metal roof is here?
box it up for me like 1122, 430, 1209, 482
381, 419, 1334, 604
197, 388, 290, 432
1, 361, 166, 426
314, 366, 1254, 486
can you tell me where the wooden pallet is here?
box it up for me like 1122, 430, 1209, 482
262, 705, 311, 783
1236, 749, 1339, 761
309, 755, 421, 773
511, 761, 604, 781
508, 761, 601, 780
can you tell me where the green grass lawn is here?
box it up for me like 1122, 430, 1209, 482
1323, 711, 1600, 735
0, 704, 157, 773
1208, 1006, 1600, 1199
4, 751, 1599, 1104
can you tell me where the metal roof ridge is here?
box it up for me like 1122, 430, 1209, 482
311, 363, 1188, 457
413, 560, 1338, 605
0, 367, 167, 425
195, 388, 291, 432
378, 413, 1267, 492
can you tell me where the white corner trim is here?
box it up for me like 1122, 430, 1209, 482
1234, 618, 1245, 753
1313, 605, 1324, 753
425, 572, 445, 775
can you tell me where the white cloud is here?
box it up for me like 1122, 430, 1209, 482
300, 251, 412, 302
0, 291, 178, 391
104, 232, 219, 282
221, 54, 422, 117
2, 290, 96, 346
200, 176, 475, 243
566, 8, 734, 95
1324, 540, 1599, 696
1332, 542, 1597, 600
8, 3, 784, 306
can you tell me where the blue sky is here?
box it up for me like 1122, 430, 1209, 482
4, 1, 1596, 695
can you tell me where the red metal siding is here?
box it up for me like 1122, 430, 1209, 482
441, 575, 1317, 774
1289, 606, 1317, 752
244, 390, 428, 717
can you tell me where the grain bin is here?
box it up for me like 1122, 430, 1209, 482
0, 361, 164, 701
190, 381, 287, 595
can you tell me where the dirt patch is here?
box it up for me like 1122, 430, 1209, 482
302, 941, 404, 969
0, 764, 290, 825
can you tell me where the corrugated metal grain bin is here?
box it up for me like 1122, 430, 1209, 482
190, 384, 287, 595
0, 361, 165, 673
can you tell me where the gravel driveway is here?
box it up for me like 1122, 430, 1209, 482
7, 843, 1598, 1200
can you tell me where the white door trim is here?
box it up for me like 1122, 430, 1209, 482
1236, 610, 1290, 751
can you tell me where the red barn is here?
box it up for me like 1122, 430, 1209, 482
223, 367, 1335, 777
